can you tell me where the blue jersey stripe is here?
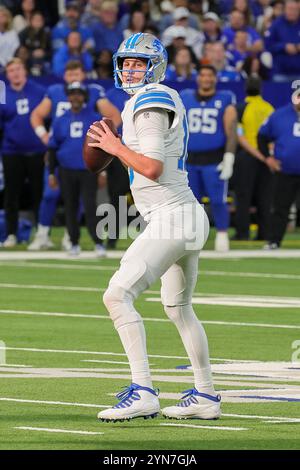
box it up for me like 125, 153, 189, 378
178, 114, 188, 170
134, 97, 175, 112
135, 91, 173, 103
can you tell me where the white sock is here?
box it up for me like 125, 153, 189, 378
165, 304, 216, 396
116, 319, 153, 389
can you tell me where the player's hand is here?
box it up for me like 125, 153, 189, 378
87, 120, 122, 156
217, 152, 235, 180
265, 156, 281, 172
48, 174, 59, 190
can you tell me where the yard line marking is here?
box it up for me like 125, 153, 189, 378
0, 345, 260, 362
81, 360, 131, 365
15, 426, 103, 436
0, 364, 31, 368
2, 260, 300, 281
160, 423, 248, 431
1, 308, 299, 330
147, 296, 300, 309
0, 398, 109, 408
3, 398, 300, 422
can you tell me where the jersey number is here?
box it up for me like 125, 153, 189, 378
188, 108, 218, 134
56, 101, 71, 117
16, 98, 29, 115
293, 122, 300, 137
70, 122, 83, 138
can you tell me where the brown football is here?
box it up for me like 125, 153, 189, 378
83, 118, 117, 174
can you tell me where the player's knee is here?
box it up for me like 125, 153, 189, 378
103, 284, 127, 312
164, 304, 184, 323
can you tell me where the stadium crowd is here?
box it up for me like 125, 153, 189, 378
0, 0, 300, 252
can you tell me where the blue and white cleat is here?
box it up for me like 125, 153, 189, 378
161, 389, 221, 420
97, 383, 160, 422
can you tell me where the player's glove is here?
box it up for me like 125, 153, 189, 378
217, 152, 235, 180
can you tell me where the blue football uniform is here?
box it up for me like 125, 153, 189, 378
48, 106, 100, 170
180, 89, 236, 230
259, 103, 300, 175
0, 79, 46, 155
38, 82, 104, 227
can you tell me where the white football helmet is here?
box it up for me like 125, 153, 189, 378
113, 33, 168, 95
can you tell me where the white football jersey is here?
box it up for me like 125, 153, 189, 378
121, 83, 196, 219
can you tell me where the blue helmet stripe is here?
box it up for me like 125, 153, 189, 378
134, 97, 176, 112
130, 32, 143, 49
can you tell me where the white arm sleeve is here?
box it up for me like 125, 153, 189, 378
134, 108, 169, 163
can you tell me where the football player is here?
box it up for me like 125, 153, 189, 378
87, 33, 221, 422
28, 60, 121, 251
181, 65, 237, 252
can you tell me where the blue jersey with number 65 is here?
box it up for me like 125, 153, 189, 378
180, 89, 236, 152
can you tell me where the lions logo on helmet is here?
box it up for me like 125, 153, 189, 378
113, 33, 168, 95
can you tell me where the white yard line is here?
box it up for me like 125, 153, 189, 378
2, 260, 300, 282
160, 423, 248, 431
81, 360, 131, 365
15, 426, 103, 436
0, 397, 108, 408
1, 308, 299, 330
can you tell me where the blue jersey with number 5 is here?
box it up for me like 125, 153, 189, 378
180, 89, 236, 152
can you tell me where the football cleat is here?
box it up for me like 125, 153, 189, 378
161, 389, 221, 420
2, 234, 17, 248
27, 234, 54, 251
68, 245, 81, 257
263, 242, 279, 250
61, 230, 72, 251
97, 383, 160, 422
95, 244, 107, 258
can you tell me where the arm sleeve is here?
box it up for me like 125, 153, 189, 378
134, 108, 169, 163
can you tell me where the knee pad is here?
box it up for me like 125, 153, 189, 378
103, 283, 141, 329
164, 304, 185, 324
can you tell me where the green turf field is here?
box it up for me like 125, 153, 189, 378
0, 240, 300, 449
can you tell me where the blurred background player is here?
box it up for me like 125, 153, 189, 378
0, 58, 45, 247
180, 65, 237, 252
29, 60, 121, 250
258, 91, 300, 249
48, 81, 105, 257
233, 75, 274, 241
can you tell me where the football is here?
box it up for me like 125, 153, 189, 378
83, 118, 117, 174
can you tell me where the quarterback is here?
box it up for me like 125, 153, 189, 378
87, 33, 221, 422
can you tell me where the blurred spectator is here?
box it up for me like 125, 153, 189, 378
48, 82, 105, 257
12, 0, 35, 33
227, 30, 250, 70
202, 41, 241, 81
92, 0, 124, 54
258, 94, 300, 249
165, 25, 197, 64
233, 76, 274, 240
222, 9, 264, 53
261, 0, 284, 33
250, 0, 274, 32
123, 9, 147, 39
202, 12, 222, 43
81, 0, 103, 28
119, 0, 152, 32
52, 31, 94, 77
94, 49, 114, 79
0, 58, 46, 248
264, 0, 300, 81
232, 0, 254, 25
0, 6, 20, 71
165, 46, 197, 82
19, 10, 51, 76
158, 0, 200, 34
51, 1, 94, 52
162, 6, 204, 59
